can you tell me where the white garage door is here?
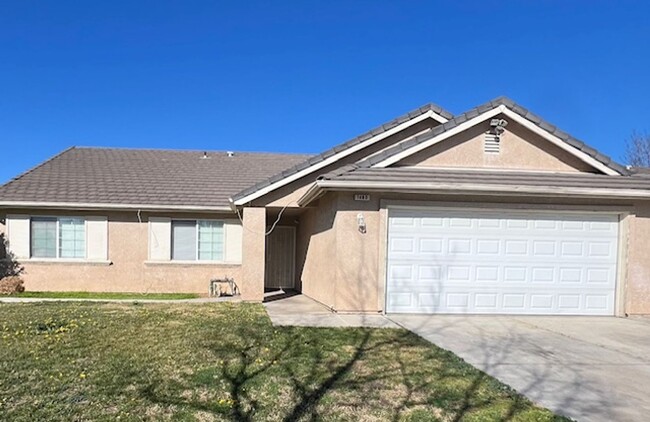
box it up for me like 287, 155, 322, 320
386, 208, 619, 315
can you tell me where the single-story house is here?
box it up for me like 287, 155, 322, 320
2, 96, 650, 316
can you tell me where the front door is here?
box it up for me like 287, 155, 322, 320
264, 226, 296, 289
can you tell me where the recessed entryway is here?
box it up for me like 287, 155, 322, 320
264, 226, 296, 289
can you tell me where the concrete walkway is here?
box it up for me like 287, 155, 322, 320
0, 296, 240, 304
263, 292, 398, 328
390, 314, 650, 422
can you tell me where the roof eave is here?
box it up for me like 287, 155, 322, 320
0, 201, 235, 213
296, 182, 327, 207
297, 180, 649, 206
231, 106, 451, 205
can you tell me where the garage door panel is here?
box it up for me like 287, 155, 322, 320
476, 266, 499, 281
386, 209, 618, 315
387, 287, 617, 315
391, 237, 616, 261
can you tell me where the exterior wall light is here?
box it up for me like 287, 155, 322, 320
357, 213, 367, 234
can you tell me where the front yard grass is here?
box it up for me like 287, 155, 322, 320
0, 302, 567, 421
9, 291, 200, 300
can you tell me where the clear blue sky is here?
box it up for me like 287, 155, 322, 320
1, 1, 648, 183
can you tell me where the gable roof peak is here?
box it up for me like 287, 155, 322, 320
491, 96, 516, 107
357, 96, 628, 176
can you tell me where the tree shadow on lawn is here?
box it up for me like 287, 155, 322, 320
129, 321, 565, 421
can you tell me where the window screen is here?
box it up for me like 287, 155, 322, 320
198, 221, 224, 261
31, 217, 57, 258
172, 220, 197, 260
59, 218, 86, 258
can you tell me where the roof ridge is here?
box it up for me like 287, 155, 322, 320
0, 146, 76, 190
72, 146, 313, 157
319, 164, 360, 180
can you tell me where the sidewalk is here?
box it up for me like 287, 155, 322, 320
0, 296, 241, 304
263, 291, 398, 328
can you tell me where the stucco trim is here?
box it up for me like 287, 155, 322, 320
617, 213, 631, 317
379, 199, 633, 214
20, 259, 113, 266
377, 206, 389, 313
144, 261, 242, 267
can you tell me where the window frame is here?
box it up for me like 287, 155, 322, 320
171, 219, 226, 262
30, 216, 87, 260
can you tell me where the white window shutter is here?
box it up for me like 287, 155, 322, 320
86, 216, 108, 260
224, 220, 243, 263
149, 217, 171, 261
6, 215, 30, 259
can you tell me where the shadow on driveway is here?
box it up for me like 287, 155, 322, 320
389, 314, 650, 422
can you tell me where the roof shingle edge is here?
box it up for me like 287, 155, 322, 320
230, 102, 453, 203
0, 146, 76, 190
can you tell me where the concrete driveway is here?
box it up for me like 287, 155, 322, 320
389, 315, 650, 422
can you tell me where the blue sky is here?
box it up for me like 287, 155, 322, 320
1, 1, 648, 183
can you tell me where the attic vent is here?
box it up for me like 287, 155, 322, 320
484, 133, 500, 154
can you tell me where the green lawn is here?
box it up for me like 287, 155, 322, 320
9, 291, 200, 300
0, 303, 567, 421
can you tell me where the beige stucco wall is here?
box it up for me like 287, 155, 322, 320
240, 207, 266, 301
625, 204, 650, 314
333, 195, 381, 311
0, 210, 247, 298
295, 192, 650, 315
396, 116, 597, 173
296, 194, 338, 307
295, 192, 381, 312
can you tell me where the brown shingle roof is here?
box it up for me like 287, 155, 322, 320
0, 147, 312, 209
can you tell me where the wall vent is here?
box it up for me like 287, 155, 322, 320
484, 133, 500, 154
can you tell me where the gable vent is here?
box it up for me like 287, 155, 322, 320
484, 133, 500, 154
